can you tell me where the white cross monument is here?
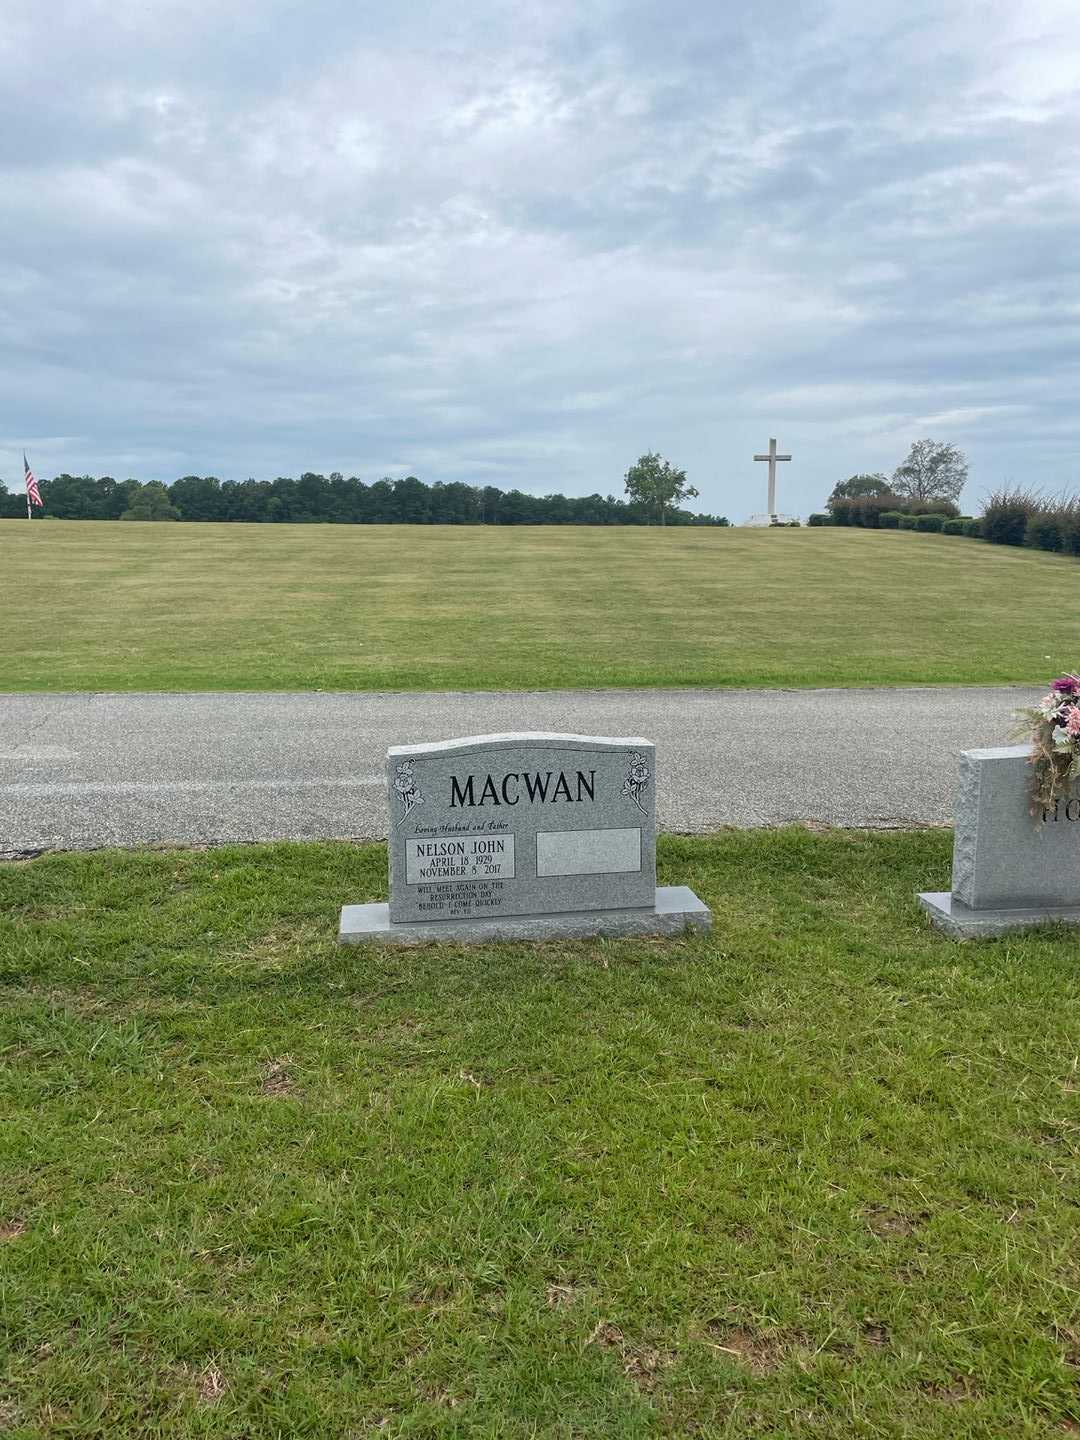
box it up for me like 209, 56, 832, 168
746, 437, 794, 527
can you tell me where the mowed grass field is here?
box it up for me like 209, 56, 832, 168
2, 830, 1079, 1437
1, 520, 1077, 692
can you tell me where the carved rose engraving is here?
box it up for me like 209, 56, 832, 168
393, 760, 423, 824
622, 751, 651, 813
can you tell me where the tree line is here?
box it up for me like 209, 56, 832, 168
0, 471, 729, 527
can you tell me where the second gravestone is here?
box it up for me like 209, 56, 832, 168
339, 732, 712, 944
919, 743, 1080, 936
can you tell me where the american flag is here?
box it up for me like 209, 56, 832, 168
24, 453, 42, 508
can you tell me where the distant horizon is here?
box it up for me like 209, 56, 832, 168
3, 0, 1076, 523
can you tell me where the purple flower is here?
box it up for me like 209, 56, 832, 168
1052, 675, 1080, 693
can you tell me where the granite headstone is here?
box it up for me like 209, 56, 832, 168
919, 744, 1080, 937
339, 732, 711, 945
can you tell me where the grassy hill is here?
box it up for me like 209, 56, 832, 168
0, 520, 1072, 692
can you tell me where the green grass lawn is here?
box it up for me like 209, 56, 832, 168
2, 830, 1078, 1437
0, 521, 1076, 692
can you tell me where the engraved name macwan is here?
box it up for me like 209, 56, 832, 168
449, 769, 596, 808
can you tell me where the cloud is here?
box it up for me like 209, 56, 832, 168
0, 0, 1077, 519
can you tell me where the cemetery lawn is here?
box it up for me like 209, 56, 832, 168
2, 520, 1079, 691
2, 832, 1079, 1438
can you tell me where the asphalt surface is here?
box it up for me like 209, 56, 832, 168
0, 687, 1036, 854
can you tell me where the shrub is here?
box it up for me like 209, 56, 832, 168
1026, 512, 1066, 552
941, 517, 966, 535
915, 513, 945, 532
829, 498, 853, 526
963, 518, 982, 537
808, 513, 832, 527
898, 515, 918, 530
981, 487, 1042, 546
1024, 497, 1080, 553
906, 497, 961, 518
879, 511, 905, 529
851, 493, 906, 527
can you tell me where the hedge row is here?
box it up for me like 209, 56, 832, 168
826, 493, 960, 528
810, 510, 981, 537
816, 483, 1080, 556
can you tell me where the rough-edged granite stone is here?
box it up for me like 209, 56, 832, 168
950, 745, 1080, 908
920, 744, 1080, 937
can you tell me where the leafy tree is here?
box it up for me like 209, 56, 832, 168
392, 476, 431, 523
170, 475, 223, 521
827, 473, 890, 507
39, 474, 98, 518
367, 478, 394, 522
430, 481, 479, 524
478, 486, 503, 524
32, 474, 133, 518
111, 480, 143, 516
623, 452, 698, 526
0, 479, 25, 518
119, 481, 180, 521
891, 440, 969, 504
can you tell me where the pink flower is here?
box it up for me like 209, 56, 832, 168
1066, 707, 1080, 737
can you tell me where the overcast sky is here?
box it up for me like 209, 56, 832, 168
3, 0, 1077, 520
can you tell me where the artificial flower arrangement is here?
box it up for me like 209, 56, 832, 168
1015, 674, 1080, 810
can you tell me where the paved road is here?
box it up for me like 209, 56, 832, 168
0, 688, 1036, 854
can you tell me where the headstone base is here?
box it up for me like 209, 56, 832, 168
919, 891, 1080, 939
339, 885, 711, 946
